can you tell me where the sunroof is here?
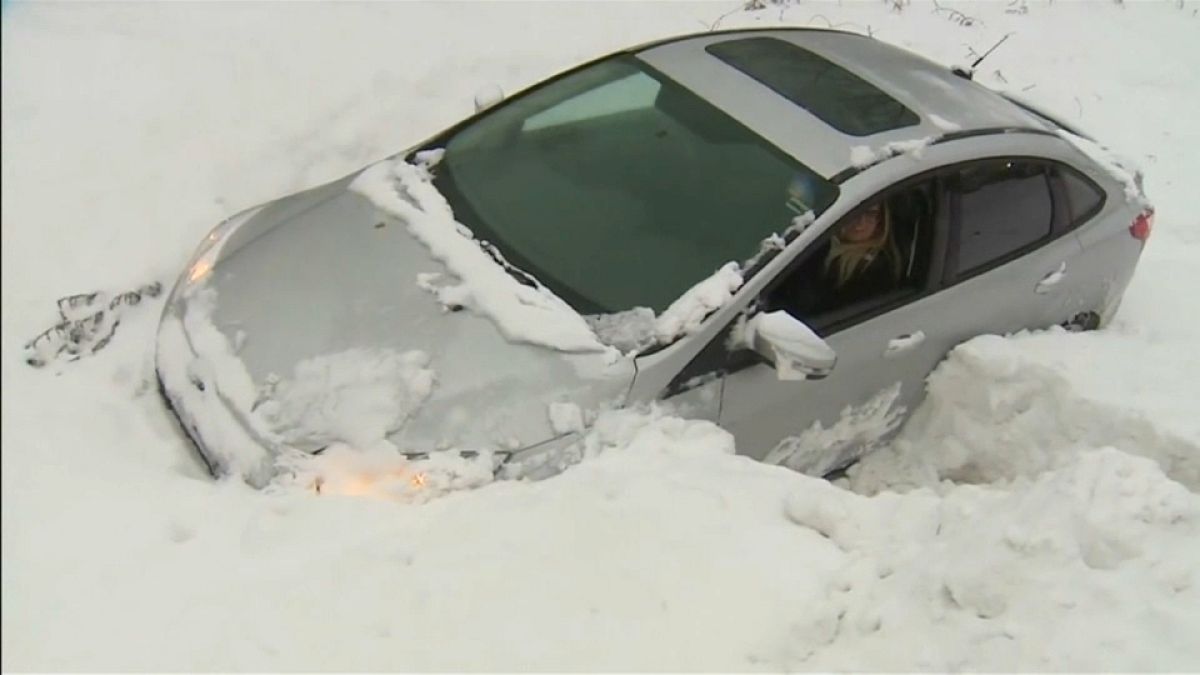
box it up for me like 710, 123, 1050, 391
706, 37, 920, 137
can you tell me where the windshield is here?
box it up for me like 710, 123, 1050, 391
431, 55, 838, 315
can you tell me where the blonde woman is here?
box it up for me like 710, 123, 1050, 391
821, 201, 903, 303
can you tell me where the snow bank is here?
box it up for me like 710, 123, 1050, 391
785, 447, 1199, 671
848, 332, 1200, 495
350, 156, 606, 354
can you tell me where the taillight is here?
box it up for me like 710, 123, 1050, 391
1130, 209, 1154, 241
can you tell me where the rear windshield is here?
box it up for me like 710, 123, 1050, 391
707, 37, 920, 137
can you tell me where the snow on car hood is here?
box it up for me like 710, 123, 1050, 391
163, 165, 635, 469
349, 151, 609, 354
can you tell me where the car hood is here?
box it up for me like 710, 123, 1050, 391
163, 168, 635, 474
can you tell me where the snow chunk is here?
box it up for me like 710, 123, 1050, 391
585, 307, 657, 353
849, 136, 935, 168
414, 147, 445, 167
548, 402, 585, 435
350, 157, 605, 353
927, 113, 962, 132
654, 262, 743, 343
849, 145, 879, 168
766, 382, 906, 476
256, 348, 435, 451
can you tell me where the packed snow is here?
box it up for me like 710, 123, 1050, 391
3, 1, 1199, 671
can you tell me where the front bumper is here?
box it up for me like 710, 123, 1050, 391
156, 309, 583, 487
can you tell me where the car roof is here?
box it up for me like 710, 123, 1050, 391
635, 28, 1054, 179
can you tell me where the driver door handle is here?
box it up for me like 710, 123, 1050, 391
885, 330, 926, 358
1036, 262, 1067, 294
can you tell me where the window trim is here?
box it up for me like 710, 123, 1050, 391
1052, 163, 1108, 233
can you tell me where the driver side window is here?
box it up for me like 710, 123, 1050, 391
766, 180, 939, 334
663, 178, 941, 397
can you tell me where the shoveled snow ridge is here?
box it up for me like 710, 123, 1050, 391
848, 332, 1200, 495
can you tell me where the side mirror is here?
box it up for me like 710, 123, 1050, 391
745, 311, 837, 381
474, 84, 505, 113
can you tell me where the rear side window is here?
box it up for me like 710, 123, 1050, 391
951, 161, 1053, 278
706, 37, 920, 137
1056, 166, 1105, 227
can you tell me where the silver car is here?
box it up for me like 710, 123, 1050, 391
157, 28, 1152, 486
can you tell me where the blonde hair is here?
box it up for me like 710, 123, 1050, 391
824, 203, 902, 288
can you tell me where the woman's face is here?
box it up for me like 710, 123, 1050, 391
839, 204, 882, 243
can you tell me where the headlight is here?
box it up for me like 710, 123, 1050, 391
184, 206, 263, 286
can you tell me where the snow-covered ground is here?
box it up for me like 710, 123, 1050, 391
3, 1, 1199, 670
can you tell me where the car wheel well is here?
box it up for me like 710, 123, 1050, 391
1063, 310, 1101, 332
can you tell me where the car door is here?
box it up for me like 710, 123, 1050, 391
713, 173, 951, 475
706, 158, 1088, 476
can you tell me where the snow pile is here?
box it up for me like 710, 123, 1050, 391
256, 348, 435, 451
653, 261, 743, 343
847, 332, 1200, 495
783, 447, 1199, 670
350, 155, 606, 354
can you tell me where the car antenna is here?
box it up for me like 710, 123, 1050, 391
951, 32, 1013, 80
